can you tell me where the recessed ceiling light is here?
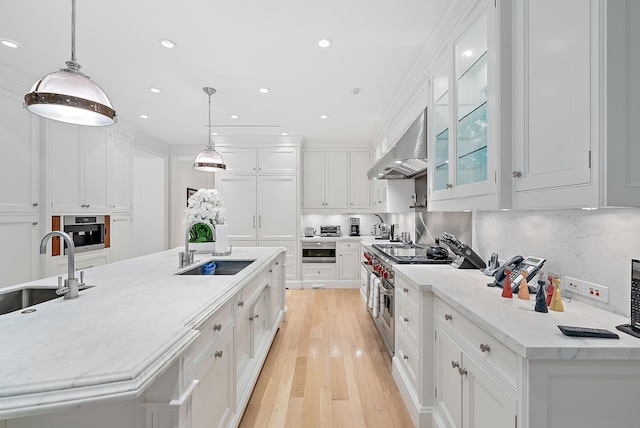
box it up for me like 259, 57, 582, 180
282, 132, 288, 136
211, 132, 218, 136
394, 160, 403, 164
160, 39, 176, 49
377, 173, 384, 177
461, 49, 474, 58
139, 114, 148, 119
230, 114, 239, 119
149, 87, 161, 93
259, 87, 270, 94
0, 39, 20, 48
320, 115, 328, 119
318, 38, 332, 48
351, 88, 361, 95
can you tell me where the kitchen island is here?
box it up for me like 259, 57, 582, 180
391, 264, 640, 428
0, 246, 286, 428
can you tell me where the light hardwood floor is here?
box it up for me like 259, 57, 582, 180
239, 288, 414, 428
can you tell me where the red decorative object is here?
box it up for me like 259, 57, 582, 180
502, 269, 513, 298
545, 275, 554, 306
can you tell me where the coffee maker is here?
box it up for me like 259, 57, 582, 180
349, 218, 360, 236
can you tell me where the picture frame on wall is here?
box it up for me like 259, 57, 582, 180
186, 188, 197, 206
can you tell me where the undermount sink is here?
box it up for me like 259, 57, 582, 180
0, 285, 94, 316
178, 260, 256, 276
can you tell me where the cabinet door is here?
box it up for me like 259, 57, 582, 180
82, 127, 109, 213
258, 176, 297, 241
217, 147, 257, 173
513, 0, 594, 198
109, 215, 132, 263
338, 249, 359, 280
302, 151, 325, 209
192, 330, 234, 428
110, 132, 133, 213
348, 151, 370, 209
258, 147, 298, 174
436, 328, 463, 428
49, 121, 83, 213
462, 356, 517, 428
0, 92, 38, 213
236, 299, 251, 388
216, 174, 257, 241
250, 289, 269, 356
0, 216, 39, 287
325, 152, 348, 209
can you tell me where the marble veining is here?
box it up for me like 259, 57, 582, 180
0, 246, 283, 418
393, 264, 640, 360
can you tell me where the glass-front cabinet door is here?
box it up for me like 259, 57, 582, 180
429, 2, 501, 209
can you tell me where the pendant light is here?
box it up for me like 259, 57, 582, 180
24, 0, 116, 126
193, 87, 227, 172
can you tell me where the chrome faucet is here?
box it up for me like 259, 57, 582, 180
180, 221, 216, 267
40, 231, 79, 300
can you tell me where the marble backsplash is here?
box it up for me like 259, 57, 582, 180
473, 208, 640, 316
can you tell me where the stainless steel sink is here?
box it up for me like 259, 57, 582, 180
0, 285, 93, 316
178, 260, 256, 276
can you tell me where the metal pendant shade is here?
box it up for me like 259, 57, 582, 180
24, 0, 116, 126
193, 87, 226, 172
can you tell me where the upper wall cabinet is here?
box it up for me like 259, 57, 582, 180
216, 147, 298, 175
48, 121, 109, 214
512, 0, 640, 208
0, 89, 39, 214
428, 0, 511, 211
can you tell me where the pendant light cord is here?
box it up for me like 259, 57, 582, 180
71, 0, 76, 63
203, 87, 216, 150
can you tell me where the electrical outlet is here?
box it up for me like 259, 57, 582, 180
564, 276, 609, 303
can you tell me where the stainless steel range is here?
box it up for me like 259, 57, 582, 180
363, 243, 453, 357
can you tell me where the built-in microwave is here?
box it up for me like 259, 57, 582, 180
301, 242, 336, 263
63, 215, 106, 254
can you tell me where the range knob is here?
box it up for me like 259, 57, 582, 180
383, 270, 389, 279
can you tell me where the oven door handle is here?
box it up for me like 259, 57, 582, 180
377, 279, 394, 296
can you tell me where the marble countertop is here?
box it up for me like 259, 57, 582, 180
394, 265, 639, 360
0, 246, 283, 418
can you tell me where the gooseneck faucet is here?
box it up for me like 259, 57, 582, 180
40, 231, 79, 300
180, 221, 216, 267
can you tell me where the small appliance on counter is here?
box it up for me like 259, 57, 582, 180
389, 224, 400, 241
440, 232, 486, 269
373, 223, 390, 240
349, 218, 360, 236
305, 227, 315, 237
320, 225, 341, 237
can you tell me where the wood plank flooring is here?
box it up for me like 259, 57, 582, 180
239, 289, 414, 428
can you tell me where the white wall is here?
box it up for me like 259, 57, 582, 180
133, 155, 166, 257
473, 208, 640, 316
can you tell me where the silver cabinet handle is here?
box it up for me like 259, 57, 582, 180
446, 184, 453, 189
403, 317, 409, 323
259, 215, 262, 228
512, 171, 522, 178
403, 353, 409, 360
32, 222, 38, 226
215, 350, 223, 358
451, 361, 460, 369
213, 324, 222, 331
480, 343, 491, 353
253, 215, 256, 229
32, 203, 38, 207
444, 314, 453, 321
238, 301, 244, 307
458, 367, 468, 376
403, 288, 409, 293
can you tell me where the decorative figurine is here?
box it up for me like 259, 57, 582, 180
518, 274, 530, 300
549, 275, 565, 312
535, 272, 548, 313
545, 274, 555, 306
501, 268, 513, 298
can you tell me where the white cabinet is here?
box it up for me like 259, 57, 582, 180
372, 180, 415, 213
48, 251, 110, 277
348, 151, 370, 210
257, 175, 297, 241
301, 264, 337, 282
109, 215, 132, 263
303, 151, 348, 209
48, 121, 109, 214
110, 132, 133, 213
216, 175, 258, 241
337, 241, 359, 280
434, 299, 517, 428
217, 146, 298, 175
0, 216, 39, 287
512, 0, 640, 209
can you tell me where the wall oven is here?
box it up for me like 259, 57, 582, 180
301, 241, 336, 263
63, 215, 106, 254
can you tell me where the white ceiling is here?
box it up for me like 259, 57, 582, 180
1, 0, 448, 145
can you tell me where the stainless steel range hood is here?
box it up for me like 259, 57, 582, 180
368, 109, 427, 179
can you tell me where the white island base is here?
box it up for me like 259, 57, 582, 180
0, 247, 287, 428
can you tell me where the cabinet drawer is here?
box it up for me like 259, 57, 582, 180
395, 275, 419, 314
396, 328, 419, 390
238, 268, 269, 309
396, 295, 419, 346
302, 264, 336, 280
338, 241, 358, 250
436, 299, 518, 384
193, 301, 233, 367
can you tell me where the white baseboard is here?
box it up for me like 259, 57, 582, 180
392, 357, 435, 428
301, 280, 359, 289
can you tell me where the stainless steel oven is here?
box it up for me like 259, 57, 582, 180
63, 215, 106, 254
301, 241, 336, 263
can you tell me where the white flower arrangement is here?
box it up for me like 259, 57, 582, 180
184, 188, 226, 242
